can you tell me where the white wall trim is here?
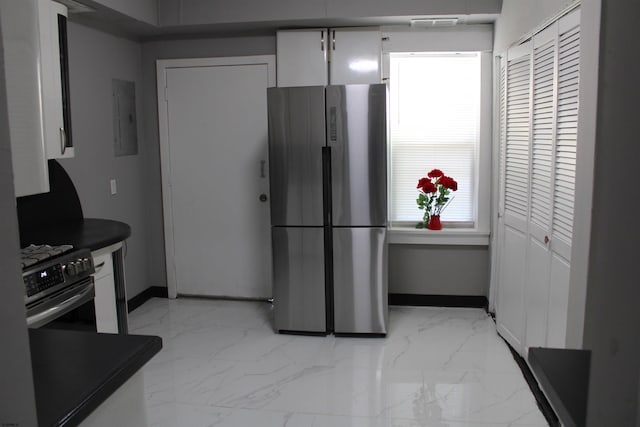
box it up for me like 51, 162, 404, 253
156, 55, 276, 299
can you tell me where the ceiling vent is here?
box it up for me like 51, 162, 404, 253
410, 17, 459, 27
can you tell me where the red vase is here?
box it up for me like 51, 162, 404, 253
427, 215, 442, 230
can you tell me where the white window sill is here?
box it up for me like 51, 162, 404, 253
388, 226, 490, 246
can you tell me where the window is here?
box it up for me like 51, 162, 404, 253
389, 52, 481, 226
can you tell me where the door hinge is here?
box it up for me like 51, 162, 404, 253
164, 84, 168, 102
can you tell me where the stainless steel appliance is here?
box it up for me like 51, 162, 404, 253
23, 245, 96, 330
268, 84, 388, 336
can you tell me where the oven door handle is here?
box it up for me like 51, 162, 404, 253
27, 283, 95, 328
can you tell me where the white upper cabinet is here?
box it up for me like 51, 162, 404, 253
328, 28, 381, 85
39, 0, 73, 159
0, 0, 49, 196
277, 29, 328, 87
277, 27, 381, 87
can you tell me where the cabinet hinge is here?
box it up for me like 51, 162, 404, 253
164, 84, 168, 102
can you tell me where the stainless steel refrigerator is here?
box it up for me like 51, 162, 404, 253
268, 84, 388, 336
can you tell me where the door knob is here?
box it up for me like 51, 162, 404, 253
544, 235, 549, 244
259, 194, 268, 202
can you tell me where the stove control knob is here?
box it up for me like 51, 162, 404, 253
77, 259, 86, 273
82, 258, 92, 271
67, 262, 77, 276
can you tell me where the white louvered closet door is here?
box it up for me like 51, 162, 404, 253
496, 41, 532, 352
494, 8, 581, 355
547, 9, 580, 347
525, 24, 557, 350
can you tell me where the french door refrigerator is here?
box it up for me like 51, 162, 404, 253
268, 84, 388, 336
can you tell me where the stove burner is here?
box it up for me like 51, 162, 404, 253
21, 244, 73, 269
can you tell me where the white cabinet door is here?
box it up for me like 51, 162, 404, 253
0, 0, 49, 196
92, 251, 118, 333
38, 0, 73, 159
276, 29, 328, 87
276, 28, 381, 87
329, 28, 381, 85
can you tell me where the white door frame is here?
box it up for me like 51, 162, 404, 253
156, 55, 276, 299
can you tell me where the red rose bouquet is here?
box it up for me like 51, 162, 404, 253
416, 169, 458, 230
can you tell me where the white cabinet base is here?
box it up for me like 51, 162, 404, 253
79, 371, 147, 427
92, 243, 122, 334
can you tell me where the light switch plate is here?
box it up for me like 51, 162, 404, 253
110, 179, 117, 195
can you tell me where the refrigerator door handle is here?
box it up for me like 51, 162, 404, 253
322, 146, 332, 226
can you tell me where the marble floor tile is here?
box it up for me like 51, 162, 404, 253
129, 298, 548, 426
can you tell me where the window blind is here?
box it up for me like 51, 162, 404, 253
389, 53, 480, 223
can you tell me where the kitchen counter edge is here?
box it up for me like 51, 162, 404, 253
29, 329, 162, 427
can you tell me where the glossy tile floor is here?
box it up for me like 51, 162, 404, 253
129, 298, 548, 427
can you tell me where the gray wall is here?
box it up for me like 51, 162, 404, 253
582, 0, 640, 424
389, 245, 489, 295
140, 35, 492, 297
59, 22, 151, 298
0, 2, 37, 424
66, 19, 493, 298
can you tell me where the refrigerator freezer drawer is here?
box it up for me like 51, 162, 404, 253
272, 227, 326, 333
333, 227, 388, 335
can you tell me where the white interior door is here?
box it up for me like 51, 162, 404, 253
157, 56, 275, 299
524, 25, 556, 350
546, 10, 580, 347
496, 42, 532, 353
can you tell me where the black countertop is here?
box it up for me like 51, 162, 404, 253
20, 218, 131, 252
30, 328, 162, 427
528, 347, 591, 427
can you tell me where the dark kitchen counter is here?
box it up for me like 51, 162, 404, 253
20, 218, 131, 252
30, 328, 162, 427
528, 347, 591, 427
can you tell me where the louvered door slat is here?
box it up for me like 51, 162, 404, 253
505, 51, 531, 219
499, 58, 507, 214
530, 38, 555, 229
552, 24, 580, 246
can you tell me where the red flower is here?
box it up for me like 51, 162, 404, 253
416, 177, 430, 189
439, 176, 458, 191
421, 181, 437, 194
428, 169, 444, 178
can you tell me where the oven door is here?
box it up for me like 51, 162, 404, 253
26, 277, 96, 331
